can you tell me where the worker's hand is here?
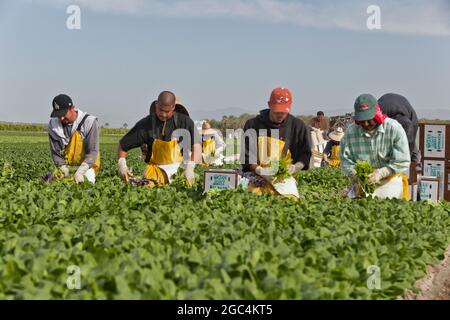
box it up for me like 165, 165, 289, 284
118, 157, 133, 182
74, 162, 90, 184
57, 165, 70, 178
183, 161, 196, 187
287, 162, 305, 175
323, 154, 329, 163
255, 166, 275, 183
368, 167, 392, 184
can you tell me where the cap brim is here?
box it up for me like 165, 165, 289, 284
270, 104, 291, 113
354, 109, 375, 121
50, 108, 68, 118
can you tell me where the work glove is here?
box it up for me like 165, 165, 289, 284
58, 165, 70, 178
287, 162, 305, 175
182, 161, 196, 187
255, 166, 276, 183
118, 158, 134, 182
74, 162, 90, 183
368, 167, 392, 184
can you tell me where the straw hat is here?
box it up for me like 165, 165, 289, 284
328, 127, 345, 142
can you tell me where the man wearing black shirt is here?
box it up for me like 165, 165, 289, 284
117, 91, 201, 186
242, 87, 312, 198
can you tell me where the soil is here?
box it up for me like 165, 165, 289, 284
402, 246, 450, 300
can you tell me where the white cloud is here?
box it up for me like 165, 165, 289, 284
27, 0, 450, 36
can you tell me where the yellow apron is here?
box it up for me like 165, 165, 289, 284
328, 145, 340, 167
65, 129, 100, 174
249, 136, 297, 199
202, 138, 216, 166
143, 120, 183, 186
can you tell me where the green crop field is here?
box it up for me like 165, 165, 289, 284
1, 132, 450, 299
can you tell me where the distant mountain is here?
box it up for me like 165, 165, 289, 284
190, 107, 450, 121
189, 107, 260, 121
415, 108, 450, 120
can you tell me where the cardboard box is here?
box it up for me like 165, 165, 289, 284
419, 176, 441, 201
423, 125, 446, 158
204, 169, 240, 191
423, 160, 445, 200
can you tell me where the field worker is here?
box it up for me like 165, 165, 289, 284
141, 96, 190, 160
48, 94, 100, 183
378, 93, 421, 170
323, 127, 344, 167
340, 94, 411, 200
310, 111, 330, 132
117, 91, 202, 187
201, 120, 225, 166
242, 87, 312, 198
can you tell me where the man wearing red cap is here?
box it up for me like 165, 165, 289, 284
242, 87, 312, 198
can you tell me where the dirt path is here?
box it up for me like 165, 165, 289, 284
402, 246, 450, 300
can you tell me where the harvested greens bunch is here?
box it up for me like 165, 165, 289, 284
268, 158, 291, 184
354, 161, 378, 197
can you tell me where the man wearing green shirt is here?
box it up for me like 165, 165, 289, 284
340, 94, 411, 199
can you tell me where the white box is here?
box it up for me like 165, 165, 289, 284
424, 125, 446, 158
204, 170, 239, 191
419, 177, 440, 201
410, 183, 418, 201
423, 160, 445, 200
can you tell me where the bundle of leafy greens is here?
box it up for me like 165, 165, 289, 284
268, 158, 291, 184
354, 161, 378, 197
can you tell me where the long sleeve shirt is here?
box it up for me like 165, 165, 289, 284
242, 109, 312, 170
48, 112, 99, 168
340, 118, 411, 176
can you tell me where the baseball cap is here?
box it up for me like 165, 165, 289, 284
269, 87, 292, 113
51, 94, 73, 118
353, 94, 377, 121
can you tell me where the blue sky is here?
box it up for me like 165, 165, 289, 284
1, 0, 450, 127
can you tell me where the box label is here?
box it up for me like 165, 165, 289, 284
204, 171, 237, 191
419, 180, 439, 201
424, 125, 446, 158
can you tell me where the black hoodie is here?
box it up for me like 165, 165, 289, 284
242, 109, 312, 170
378, 93, 420, 163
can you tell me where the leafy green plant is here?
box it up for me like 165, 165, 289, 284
1, 133, 450, 300
268, 158, 291, 183
355, 161, 378, 197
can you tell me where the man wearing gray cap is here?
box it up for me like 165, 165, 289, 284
48, 94, 100, 183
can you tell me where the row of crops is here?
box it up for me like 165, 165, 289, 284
1, 134, 450, 299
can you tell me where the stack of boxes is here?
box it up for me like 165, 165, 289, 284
417, 123, 450, 201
